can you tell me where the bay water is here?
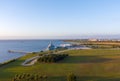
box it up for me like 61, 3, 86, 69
0, 40, 67, 63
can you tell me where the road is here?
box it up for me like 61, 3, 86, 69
21, 56, 40, 66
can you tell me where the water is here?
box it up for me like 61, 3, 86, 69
0, 40, 67, 63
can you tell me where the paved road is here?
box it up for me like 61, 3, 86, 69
21, 56, 40, 66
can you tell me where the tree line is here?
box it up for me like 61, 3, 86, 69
38, 54, 68, 63
12, 73, 77, 81
12, 73, 47, 81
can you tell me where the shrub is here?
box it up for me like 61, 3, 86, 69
67, 73, 77, 81
12, 73, 47, 81
38, 54, 69, 63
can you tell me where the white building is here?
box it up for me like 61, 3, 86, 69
46, 41, 55, 51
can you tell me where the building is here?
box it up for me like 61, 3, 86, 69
88, 39, 98, 41
46, 41, 55, 51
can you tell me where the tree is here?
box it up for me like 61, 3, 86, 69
67, 73, 77, 81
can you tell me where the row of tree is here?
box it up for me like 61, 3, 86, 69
12, 73, 47, 81
38, 54, 68, 63
12, 73, 77, 81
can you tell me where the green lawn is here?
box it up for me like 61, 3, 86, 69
1, 49, 120, 81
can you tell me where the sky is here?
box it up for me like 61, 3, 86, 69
0, 0, 120, 39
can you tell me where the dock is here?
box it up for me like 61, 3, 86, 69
8, 50, 31, 54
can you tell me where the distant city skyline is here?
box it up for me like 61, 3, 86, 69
0, 0, 120, 39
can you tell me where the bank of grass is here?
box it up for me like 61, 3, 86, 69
0, 53, 37, 81
1, 49, 120, 81
65, 40, 120, 49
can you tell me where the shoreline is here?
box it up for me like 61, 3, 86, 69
0, 53, 29, 65
0, 59, 16, 67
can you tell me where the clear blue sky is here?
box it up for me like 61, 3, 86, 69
0, 0, 120, 39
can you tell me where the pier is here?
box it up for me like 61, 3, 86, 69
8, 50, 31, 54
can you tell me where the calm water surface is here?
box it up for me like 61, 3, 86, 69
0, 40, 67, 63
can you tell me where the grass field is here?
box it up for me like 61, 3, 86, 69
1, 49, 120, 81
64, 40, 120, 48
